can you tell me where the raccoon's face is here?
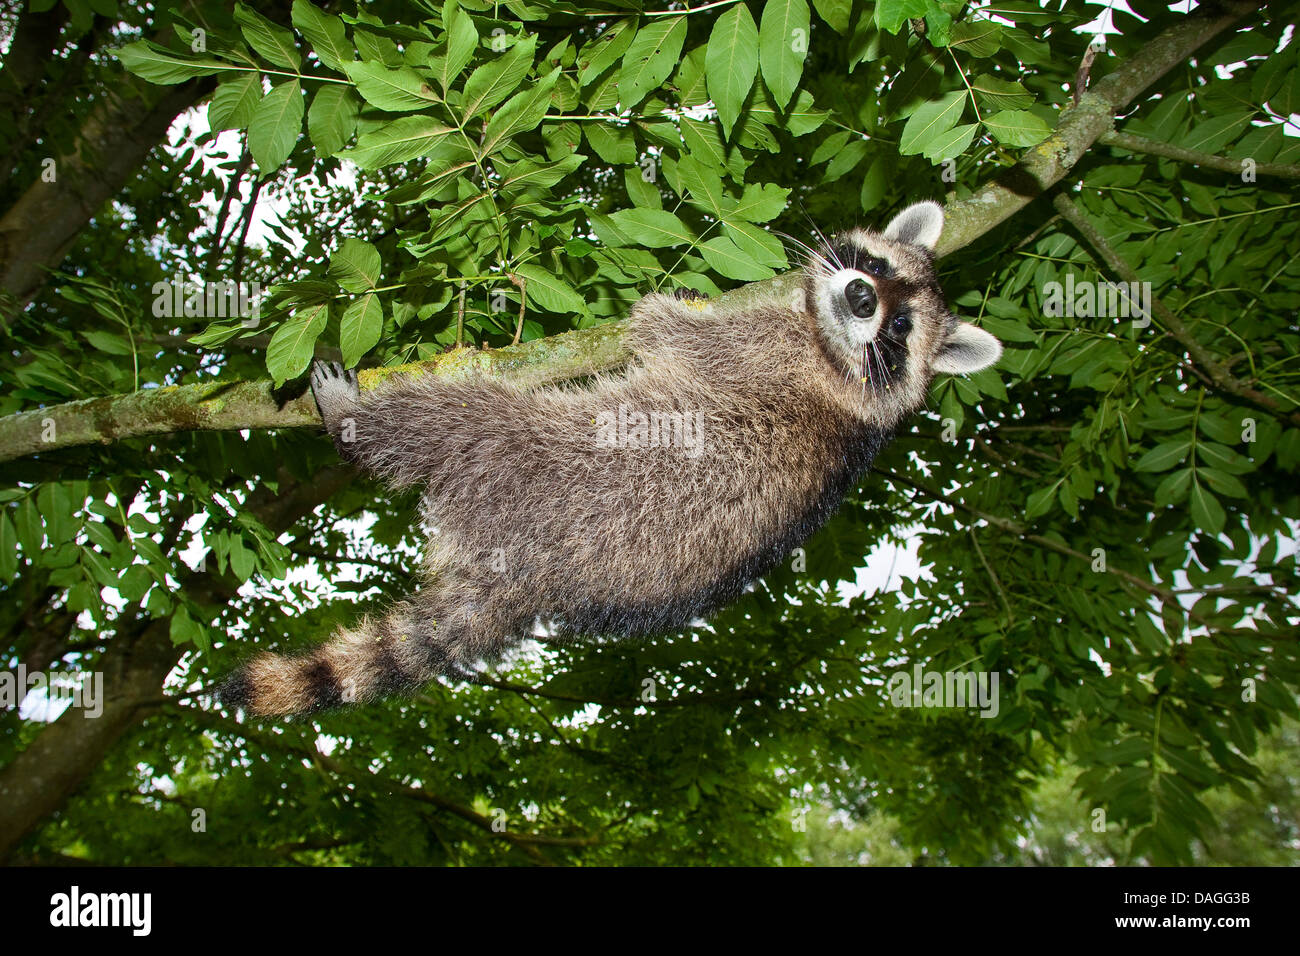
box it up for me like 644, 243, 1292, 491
804, 201, 1002, 425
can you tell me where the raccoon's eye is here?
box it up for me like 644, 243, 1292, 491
844, 278, 877, 318
890, 311, 912, 337
863, 256, 889, 277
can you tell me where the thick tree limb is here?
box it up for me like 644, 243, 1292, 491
0, 75, 216, 324
0, 2, 1256, 464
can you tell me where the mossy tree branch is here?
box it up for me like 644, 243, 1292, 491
0, 2, 1256, 466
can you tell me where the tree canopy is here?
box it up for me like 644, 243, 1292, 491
0, 0, 1296, 865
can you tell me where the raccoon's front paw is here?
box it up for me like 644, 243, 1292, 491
310, 360, 360, 429
673, 287, 708, 302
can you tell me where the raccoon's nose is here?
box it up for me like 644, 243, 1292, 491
844, 278, 877, 319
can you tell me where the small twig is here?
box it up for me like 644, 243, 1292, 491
509, 272, 527, 346
1101, 129, 1300, 180
455, 280, 466, 348
970, 526, 1014, 624
208, 143, 252, 271
1073, 40, 1102, 107
231, 177, 263, 283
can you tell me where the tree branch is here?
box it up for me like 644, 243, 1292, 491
1100, 129, 1300, 180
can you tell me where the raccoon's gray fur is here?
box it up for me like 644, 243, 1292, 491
218, 202, 1001, 716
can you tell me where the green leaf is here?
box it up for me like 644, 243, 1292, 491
1189, 478, 1226, 535
462, 34, 537, 118
899, 91, 965, 155
234, 2, 300, 70
971, 75, 1033, 112
579, 19, 636, 84
922, 122, 978, 162
329, 238, 382, 292
728, 182, 789, 222
721, 221, 786, 268
875, 0, 929, 34
810, 130, 850, 166
585, 123, 636, 165
811, 0, 851, 33
116, 41, 228, 85
824, 138, 867, 180
676, 155, 726, 217
859, 157, 888, 212
1025, 482, 1058, 519
479, 68, 558, 158
759, 0, 810, 110
700, 235, 777, 280
1196, 440, 1252, 475
307, 85, 359, 156
229, 535, 257, 581
1133, 439, 1191, 473
81, 548, 117, 589
439, 0, 478, 92
247, 80, 304, 175
1154, 468, 1192, 507
515, 264, 585, 314
344, 61, 440, 112
346, 114, 457, 168
209, 73, 263, 131
340, 293, 383, 367
619, 16, 687, 109
949, 19, 1002, 57
81, 330, 133, 355
782, 89, 828, 135
497, 152, 585, 193
291, 0, 352, 72
169, 604, 208, 651
1180, 111, 1253, 154
1197, 467, 1248, 499
605, 208, 695, 248
266, 302, 328, 383
984, 109, 1051, 148
705, 4, 759, 136
0, 514, 17, 582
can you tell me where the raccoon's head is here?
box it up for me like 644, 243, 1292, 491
804, 201, 1002, 426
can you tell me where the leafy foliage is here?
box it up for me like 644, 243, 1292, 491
0, 0, 1296, 865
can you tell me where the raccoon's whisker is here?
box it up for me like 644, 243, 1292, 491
777, 231, 834, 279
774, 230, 821, 262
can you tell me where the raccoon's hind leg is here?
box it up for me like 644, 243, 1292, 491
310, 360, 362, 461
217, 584, 521, 716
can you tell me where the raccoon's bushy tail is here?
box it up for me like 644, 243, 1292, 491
217, 601, 455, 716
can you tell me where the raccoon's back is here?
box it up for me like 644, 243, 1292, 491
424, 372, 887, 636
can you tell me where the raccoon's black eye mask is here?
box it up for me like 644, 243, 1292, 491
828, 241, 893, 280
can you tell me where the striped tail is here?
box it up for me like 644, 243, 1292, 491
217, 602, 450, 716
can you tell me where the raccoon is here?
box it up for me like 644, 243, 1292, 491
218, 202, 1001, 716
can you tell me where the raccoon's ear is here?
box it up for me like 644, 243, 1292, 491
882, 201, 944, 250
932, 321, 1002, 375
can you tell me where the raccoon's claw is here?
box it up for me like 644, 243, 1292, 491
673, 287, 708, 302
310, 359, 360, 425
